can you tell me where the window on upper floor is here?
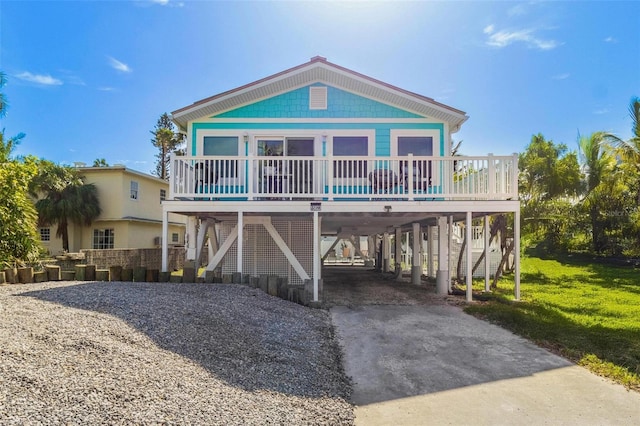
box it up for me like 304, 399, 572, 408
130, 181, 139, 200
160, 189, 166, 202
333, 136, 369, 178
393, 134, 436, 187
203, 136, 239, 177
172, 232, 179, 243
93, 228, 114, 249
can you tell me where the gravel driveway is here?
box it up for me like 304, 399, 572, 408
0, 281, 353, 425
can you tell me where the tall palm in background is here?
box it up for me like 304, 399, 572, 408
578, 131, 614, 251
607, 97, 640, 203
32, 162, 101, 252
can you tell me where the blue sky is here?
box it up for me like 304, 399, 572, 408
1, 0, 638, 171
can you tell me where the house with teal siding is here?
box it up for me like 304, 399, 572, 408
163, 56, 521, 302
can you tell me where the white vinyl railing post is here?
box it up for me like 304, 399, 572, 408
169, 153, 176, 200
487, 153, 495, 198
247, 153, 254, 200
511, 153, 519, 199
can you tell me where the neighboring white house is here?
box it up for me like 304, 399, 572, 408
162, 56, 520, 301
39, 165, 186, 255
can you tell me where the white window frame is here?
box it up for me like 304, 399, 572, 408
390, 129, 441, 186
329, 130, 375, 186
196, 130, 245, 187
252, 131, 320, 194
130, 180, 139, 200
93, 228, 115, 249
160, 188, 166, 202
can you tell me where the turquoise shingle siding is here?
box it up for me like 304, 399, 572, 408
215, 84, 423, 119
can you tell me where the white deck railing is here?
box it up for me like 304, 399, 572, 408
169, 153, 518, 201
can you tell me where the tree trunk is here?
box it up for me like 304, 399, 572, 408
60, 220, 69, 252
491, 240, 514, 290
456, 233, 467, 281
472, 250, 485, 276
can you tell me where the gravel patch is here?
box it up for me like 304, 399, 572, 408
0, 281, 354, 425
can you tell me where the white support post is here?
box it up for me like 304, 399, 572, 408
237, 211, 243, 274
514, 208, 521, 301
161, 208, 168, 272
313, 211, 319, 302
466, 211, 473, 302
448, 216, 453, 293
394, 228, 402, 278
207, 222, 218, 265
426, 226, 433, 278
412, 222, 421, 285
186, 216, 197, 261
383, 232, 390, 272
484, 215, 491, 292
436, 216, 448, 295
318, 216, 322, 279
195, 218, 213, 271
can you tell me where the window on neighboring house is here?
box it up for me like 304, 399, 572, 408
172, 233, 179, 243
130, 181, 139, 200
160, 189, 166, 202
39, 228, 51, 242
93, 229, 114, 249
333, 136, 369, 178
203, 136, 238, 177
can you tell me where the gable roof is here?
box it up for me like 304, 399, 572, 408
171, 56, 468, 131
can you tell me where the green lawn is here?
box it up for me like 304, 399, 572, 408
464, 253, 640, 391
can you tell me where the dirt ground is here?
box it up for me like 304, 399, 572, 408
321, 266, 458, 307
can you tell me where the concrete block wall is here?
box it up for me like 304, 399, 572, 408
81, 247, 186, 270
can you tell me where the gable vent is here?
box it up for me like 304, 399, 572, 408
309, 86, 327, 110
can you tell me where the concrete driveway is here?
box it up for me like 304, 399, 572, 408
331, 304, 640, 425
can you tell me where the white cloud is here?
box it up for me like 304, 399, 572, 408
98, 87, 116, 92
147, 0, 183, 7
107, 56, 132, 73
483, 25, 560, 50
15, 71, 63, 86
604, 36, 617, 43
593, 108, 609, 115
552, 73, 570, 80
507, 3, 529, 17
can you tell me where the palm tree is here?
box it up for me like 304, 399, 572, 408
607, 97, 640, 202
578, 131, 613, 251
33, 162, 101, 252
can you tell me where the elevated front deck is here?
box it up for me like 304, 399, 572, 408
169, 154, 518, 202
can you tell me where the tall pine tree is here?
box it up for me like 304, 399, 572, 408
151, 113, 184, 180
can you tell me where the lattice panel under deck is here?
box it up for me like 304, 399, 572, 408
217, 219, 314, 286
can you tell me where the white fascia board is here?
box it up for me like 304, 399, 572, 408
161, 200, 520, 215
